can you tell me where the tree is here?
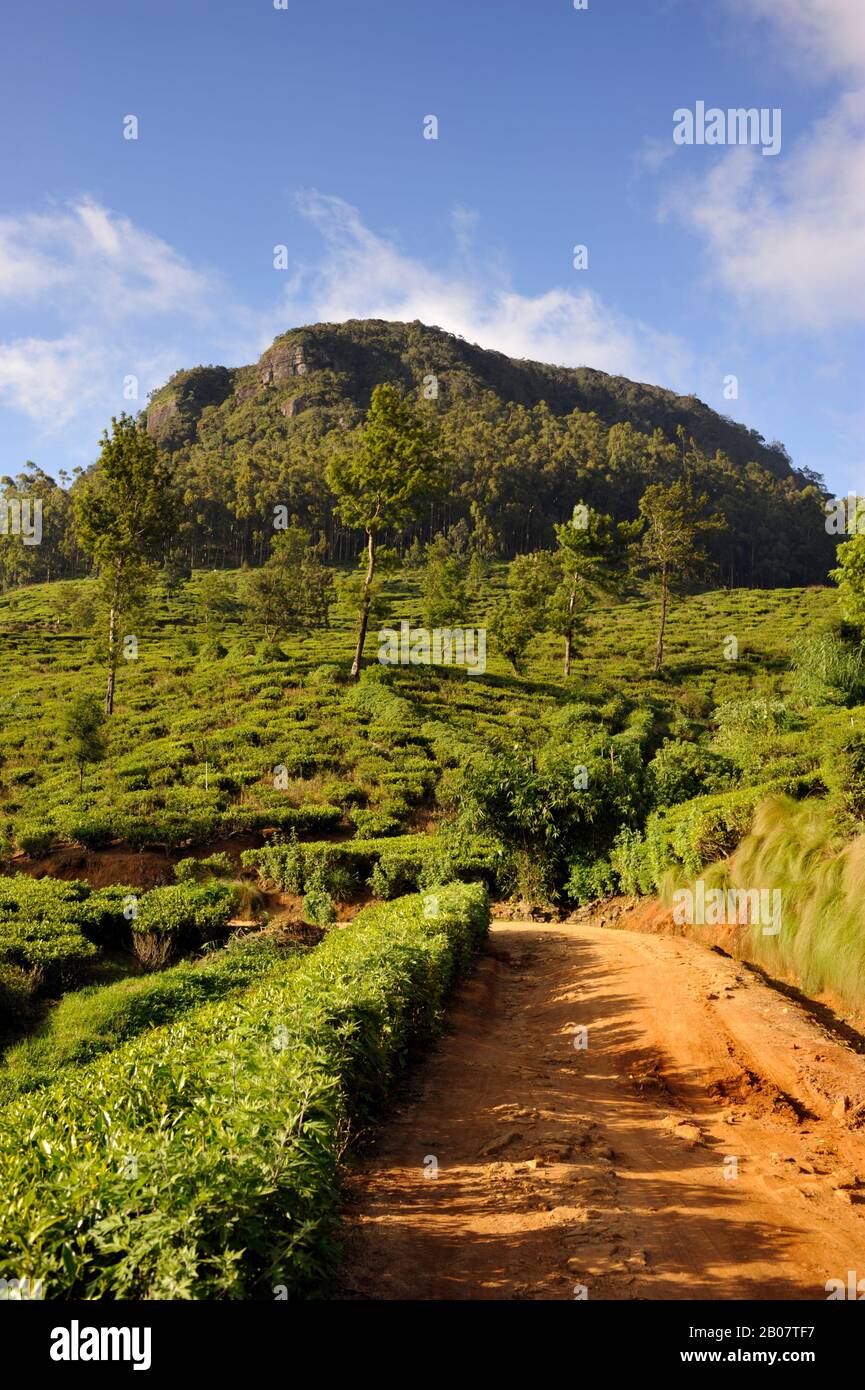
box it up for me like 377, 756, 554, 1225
549, 507, 631, 677
62, 693, 107, 792
195, 569, 240, 635
326, 384, 440, 679
243, 527, 333, 641
420, 531, 469, 628
831, 530, 865, 628
74, 415, 175, 714
638, 481, 725, 675
492, 550, 558, 675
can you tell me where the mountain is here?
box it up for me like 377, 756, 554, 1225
148, 319, 789, 471
144, 319, 834, 587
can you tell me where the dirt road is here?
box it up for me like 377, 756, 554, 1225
340, 917, 865, 1300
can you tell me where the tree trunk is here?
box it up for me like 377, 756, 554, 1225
350, 529, 376, 681
653, 562, 668, 675
105, 602, 118, 716
563, 573, 578, 677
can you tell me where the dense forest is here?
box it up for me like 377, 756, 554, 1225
0, 319, 836, 593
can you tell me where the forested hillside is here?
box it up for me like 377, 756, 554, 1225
2, 320, 835, 591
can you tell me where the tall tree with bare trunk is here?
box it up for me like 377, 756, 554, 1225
74, 415, 175, 714
550, 506, 632, 678
639, 480, 724, 675
326, 384, 440, 680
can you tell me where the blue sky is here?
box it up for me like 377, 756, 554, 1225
0, 0, 862, 492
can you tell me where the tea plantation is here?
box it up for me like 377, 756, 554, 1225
5, 561, 865, 1294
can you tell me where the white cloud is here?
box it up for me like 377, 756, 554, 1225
0, 198, 214, 318
0, 335, 105, 429
288, 191, 690, 388
671, 90, 865, 328
727, 0, 865, 81
632, 136, 676, 177
671, 0, 865, 331
0, 199, 238, 432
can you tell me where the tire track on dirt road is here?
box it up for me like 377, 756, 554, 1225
340, 919, 865, 1300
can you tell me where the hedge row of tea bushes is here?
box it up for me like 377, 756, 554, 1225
0, 881, 490, 1298
0, 878, 120, 1016
13, 801, 342, 857
127, 880, 241, 968
242, 831, 500, 899
0, 933, 299, 1103
0, 875, 243, 1023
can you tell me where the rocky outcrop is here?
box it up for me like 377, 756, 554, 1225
259, 339, 328, 386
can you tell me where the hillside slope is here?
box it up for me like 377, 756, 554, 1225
143, 319, 834, 586
148, 319, 789, 474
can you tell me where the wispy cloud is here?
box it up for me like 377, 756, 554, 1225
0, 198, 215, 318
669, 0, 865, 331
0, 192, 692, 446
287, 191, 690, 388
727, 0, 865, 80
0, 199, 233, 431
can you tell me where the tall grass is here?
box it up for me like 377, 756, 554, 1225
676, 794, 865, 1009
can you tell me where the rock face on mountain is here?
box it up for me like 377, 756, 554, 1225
146, 365, 235, 450
146, 319, 792, 477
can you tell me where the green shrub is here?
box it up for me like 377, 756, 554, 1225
646, 739, 732, 809
308, 664, 343, 689
222, 804, 341, 837
350, 807, 400, 837
0, 962, 39, 1023
256, 639, 287, 663
0, 935, 299, 1102
174, 853, 233, 883
0, 882, 490, 1298
301, 876, 336, 926
76, 885, 137, 948
610, 779, 801, 896
565, 856, 617, 904
55, 811, 115, 850
0, 878, 98, 996
791, 630, 865, 708
15, 823, 56, 856
319, 778, 364, 808
131, 882, 239, 968
826, 733, 865, 823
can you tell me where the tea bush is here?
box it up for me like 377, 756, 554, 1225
0, 881, 489, 1298
130, 881, 239, 967
0, 878, 100, 1000
0, 934, 299, 1102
